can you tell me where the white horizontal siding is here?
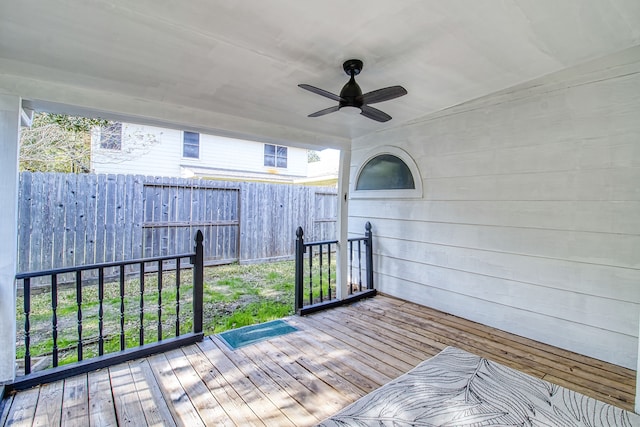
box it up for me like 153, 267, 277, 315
350, 200, 640, 238
93, 125, 308, 178
184, 134, 308, 177
377, 273, 637, 369
422, 169, 640, 201
378, 250, 637, 335
92, 124, 182, 176
349, 46, 640, 369
380, 238, 638, 303
351, 217, 639, 269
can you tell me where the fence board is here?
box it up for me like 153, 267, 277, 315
105, 174, 117, 263
53, 174, 65, 270
95, 174, 107, 263
17, 172, 32, 273
17, 172, 337, 273
83, 174, 96, 266
115, 174, 126, 261
42, 174, 54, 271
30, 173, 44, 271
168, 177, 178, 257
132, 175, 144, 259
123, 174, 134, 262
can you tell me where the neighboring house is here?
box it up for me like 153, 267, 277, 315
91, 123, 309, 182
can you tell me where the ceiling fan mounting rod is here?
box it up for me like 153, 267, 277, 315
343, 59, 363, 76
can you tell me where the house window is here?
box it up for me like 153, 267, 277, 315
183, 131, 199, 158
264, 144, 287, 168
100, 122, 122, 150
356, 154, 415, 190
352, 146, 423, 199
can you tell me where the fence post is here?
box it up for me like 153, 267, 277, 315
365, 222, 374, 290
192, 230, 204, 335
295, 227, 304, 312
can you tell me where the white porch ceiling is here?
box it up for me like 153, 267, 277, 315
1, 0, 639, 149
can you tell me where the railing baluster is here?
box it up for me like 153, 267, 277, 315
98, 267, 104, 356
358, 240, 363, 292
327, 244, 332, 300
157, 260, 163, 341
51, 274, 58, 367
24, 277, 31, 375
175, 257, 181, 337
119, 265, 125, 351
139, 262, 145, 346
319, 243, 324, 302
308, 246, 313, 305
349, 240, 354, 295
76, 270, 83, 362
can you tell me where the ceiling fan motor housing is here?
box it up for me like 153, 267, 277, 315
340, 79, 363, 109
340, 59, 364, 109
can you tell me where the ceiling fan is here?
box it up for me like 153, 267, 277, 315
299, 59, 407, 122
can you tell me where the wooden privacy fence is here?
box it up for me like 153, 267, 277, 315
17, 172, 337, 275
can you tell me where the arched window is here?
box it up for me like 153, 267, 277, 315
352, 146, 422, 199
356, 154, 415, 190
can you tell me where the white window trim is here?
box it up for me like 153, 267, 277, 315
99, 123, 123, 151
350, 145, 423, 199
264, 143, 288, 169
182, 130, 200, 160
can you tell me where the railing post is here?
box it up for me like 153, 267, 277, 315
192, 230, 204, 335
295, 227, 304, 312
365, 222, 374, 290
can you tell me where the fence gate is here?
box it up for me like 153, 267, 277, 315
142, 182, 240, 265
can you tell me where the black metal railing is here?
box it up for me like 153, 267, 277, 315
295, 222, 376, 314
10, 231, 204, 390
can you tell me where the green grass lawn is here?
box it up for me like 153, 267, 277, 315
16, 260, 299, 370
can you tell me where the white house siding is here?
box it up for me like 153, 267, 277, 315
92, 124, 308, 179
349, 46, 640, 369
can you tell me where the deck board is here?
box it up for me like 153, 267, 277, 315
32, 381, 63, 427
2, 295, 637, 426
181, 343, 257, 426
164, 347, 228, 426
87, 369, 117, 427
0, 394, 13, 427
4, 386, 38, 426
128, 359, 177, 427
60, 375, 89, 427
147, 352, 205, 427
213, 336, 318, 426
109, 363, 145, 426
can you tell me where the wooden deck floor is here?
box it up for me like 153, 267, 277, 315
1, 295, 636, 426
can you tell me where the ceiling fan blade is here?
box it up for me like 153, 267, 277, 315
298, 84, 345, 102
308, 105, 340, 117
360, 105, 392, 122
361, 85, 407, 105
